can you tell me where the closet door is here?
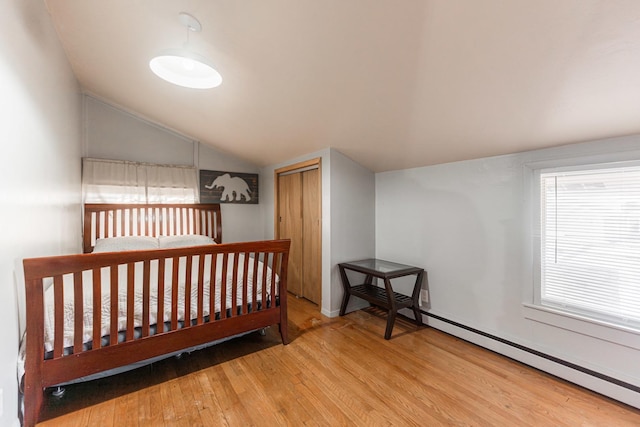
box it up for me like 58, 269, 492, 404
275, 158, 322, 305
301, 169, 321, 304
277, 172, 303, 296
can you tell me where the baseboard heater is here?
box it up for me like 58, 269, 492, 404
420, 309, 640, 394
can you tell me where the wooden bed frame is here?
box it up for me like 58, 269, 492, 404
82, 203, 224, 252
22, 203, 290, 427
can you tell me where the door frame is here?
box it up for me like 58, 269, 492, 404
274, 157, 322, 301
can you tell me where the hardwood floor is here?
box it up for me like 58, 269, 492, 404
37, 295, 640, 426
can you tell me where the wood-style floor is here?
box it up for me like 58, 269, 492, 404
37, 295, 640, 426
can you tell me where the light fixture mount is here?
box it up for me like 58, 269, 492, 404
149, 12, 222, 89
178, 12, 201, 33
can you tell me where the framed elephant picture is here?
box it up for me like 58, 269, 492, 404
199, 170, 259, 204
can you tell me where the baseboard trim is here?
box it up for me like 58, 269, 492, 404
419, 309, 640, 395
324, 300, 369, 318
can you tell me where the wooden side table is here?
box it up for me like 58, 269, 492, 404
338, 259, 424, 339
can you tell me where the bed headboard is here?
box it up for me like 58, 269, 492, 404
83, 203, 222, 253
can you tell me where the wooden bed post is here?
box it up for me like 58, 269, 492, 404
22, 372, 43, 427
279, 249, 290, 345
22, 271, 46, 427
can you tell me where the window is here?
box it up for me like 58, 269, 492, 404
82, 158, 198, 203
538, 163, 640, 330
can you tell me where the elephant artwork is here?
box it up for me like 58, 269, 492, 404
199, 170, 259, 204
205, 173, 252, 202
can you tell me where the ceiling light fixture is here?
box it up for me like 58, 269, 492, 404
149, 12, 222, 89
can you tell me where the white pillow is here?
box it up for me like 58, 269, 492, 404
158, 235, 217, 249
93, 236, 159, 253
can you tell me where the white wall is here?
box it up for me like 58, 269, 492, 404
328, 150, 376, 315
261, 148, 375, 316
376, 135, 640, 408
84, 95, 263, 243
0, 1, 82, 425
84, 96, 195, 165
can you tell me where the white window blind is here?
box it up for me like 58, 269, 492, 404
540, 165, 640, 328
82, 158, 198, 203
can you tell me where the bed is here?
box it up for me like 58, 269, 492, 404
20, 203, 290, 427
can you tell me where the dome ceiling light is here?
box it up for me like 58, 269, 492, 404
149, 12, 222, 89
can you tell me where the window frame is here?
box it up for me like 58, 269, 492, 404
523, 154, 640, 350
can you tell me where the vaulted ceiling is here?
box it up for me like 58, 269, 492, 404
45, 1, 640, 172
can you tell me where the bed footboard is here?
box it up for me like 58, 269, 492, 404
22, 239, 289, 427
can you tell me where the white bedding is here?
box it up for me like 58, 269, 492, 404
42, 253, 276, 352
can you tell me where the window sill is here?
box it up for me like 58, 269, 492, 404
523, 304, 640, 351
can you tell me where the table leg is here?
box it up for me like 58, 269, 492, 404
339, 265, 351, 316
384, 310, 396, 340
412, 306, 423, 326
339, 294, 350, 316
411, 271, 424, 326
383, 278, 397, 340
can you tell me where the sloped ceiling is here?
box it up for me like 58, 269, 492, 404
45, 0, 640, 172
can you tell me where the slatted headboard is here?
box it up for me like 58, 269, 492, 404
83, 203, 222, 253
